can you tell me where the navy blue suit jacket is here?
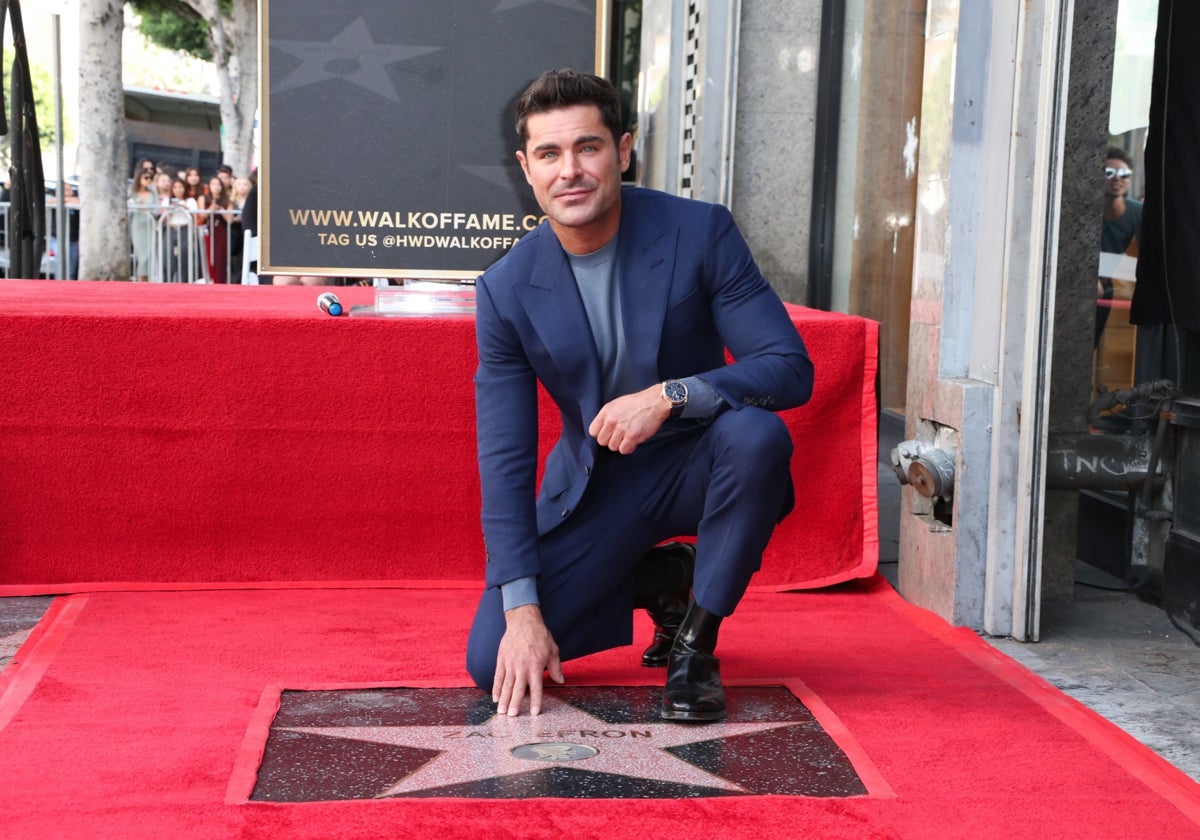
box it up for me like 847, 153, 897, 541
474, 188, 814, 591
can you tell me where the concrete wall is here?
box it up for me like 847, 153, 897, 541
730, 0, 823, 304
900, 0, 1074, 633
637, 0, 822, 305
899, 0, 996, 626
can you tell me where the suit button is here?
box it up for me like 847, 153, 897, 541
561, 508, 570, 518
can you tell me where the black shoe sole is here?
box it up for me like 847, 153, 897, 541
660, 707, 727, 722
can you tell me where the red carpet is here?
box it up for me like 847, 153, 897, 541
1, 580, 1197, 839
7, 281, 1194, 835
0, 280, 877, 593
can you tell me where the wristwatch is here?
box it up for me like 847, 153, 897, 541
661, 379, 688, 418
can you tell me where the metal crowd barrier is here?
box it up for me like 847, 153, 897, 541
0, 200, 242, 283
151, 204, 205, 283
130, 203, 241, 284
0, 200, 62, 278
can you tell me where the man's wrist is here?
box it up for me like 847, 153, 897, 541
660, 379, 688, 418
504, 603, 545, 627
501, 575, 539, 611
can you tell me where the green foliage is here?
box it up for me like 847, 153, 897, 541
127, 0, 222, 62
2, 58, 65, 155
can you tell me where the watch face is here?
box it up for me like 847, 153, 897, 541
664, 380, 687, 405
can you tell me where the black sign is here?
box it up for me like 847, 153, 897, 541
261, 0, 599, 278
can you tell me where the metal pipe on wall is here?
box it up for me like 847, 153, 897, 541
54, 12, 66, 280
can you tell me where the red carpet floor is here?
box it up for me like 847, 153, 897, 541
1, 578, 1197, 839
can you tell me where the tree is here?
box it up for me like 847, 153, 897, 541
77, 0, 130, 281
130, 0, 211, 59
128, 0, 257, 176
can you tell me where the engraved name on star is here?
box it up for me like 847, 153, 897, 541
271, 17, 442, 102
283, 694, 798, 796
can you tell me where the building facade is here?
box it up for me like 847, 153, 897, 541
629, 0, 1185, 639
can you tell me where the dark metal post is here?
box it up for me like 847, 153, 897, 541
806, 0, 846, 311
2, 0, 47, 280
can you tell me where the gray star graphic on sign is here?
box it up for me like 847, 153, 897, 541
495, 0, 593, 12
284, 694, 797, 796
271, 17, 442, 102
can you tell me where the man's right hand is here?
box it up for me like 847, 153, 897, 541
588, 383, 672, 454
493, 604, 564, 716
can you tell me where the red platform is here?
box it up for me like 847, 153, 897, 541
0, 280, 878, 593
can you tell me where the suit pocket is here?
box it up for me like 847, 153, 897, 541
538, 454, 572, 500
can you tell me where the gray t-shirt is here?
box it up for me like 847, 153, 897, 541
568, 237, 638, 404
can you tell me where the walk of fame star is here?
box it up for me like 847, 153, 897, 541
250, 686, 870, 800
289, 695, 796, 796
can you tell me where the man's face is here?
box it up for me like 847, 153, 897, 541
1105, 157, 1131, 198
516, 104, 631, 246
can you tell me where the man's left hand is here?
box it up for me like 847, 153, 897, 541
494, 604, 563, 717
588, 384, 671, 454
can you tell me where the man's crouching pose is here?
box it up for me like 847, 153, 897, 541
466, 69, 814, 721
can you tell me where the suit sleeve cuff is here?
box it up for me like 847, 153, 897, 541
679, 376, 726, 420
501, 575, 540, 611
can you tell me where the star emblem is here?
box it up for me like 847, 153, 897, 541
285, 694, 795, 796
518, 742, 595, 760
271, 17, 442, 102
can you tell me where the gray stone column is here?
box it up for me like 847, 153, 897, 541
1043, 2, 1120, 599
730, 0, 823, 303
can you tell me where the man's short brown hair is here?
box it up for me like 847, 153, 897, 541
1106, 146, 1133, 168
515, 69, 624, 151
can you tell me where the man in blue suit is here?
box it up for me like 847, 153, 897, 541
466, 70, 814, 722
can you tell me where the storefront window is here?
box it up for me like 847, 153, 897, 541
827, 0, 925, 411
1093, 0, 1158, 398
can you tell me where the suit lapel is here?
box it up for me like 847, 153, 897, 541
618, 193, 678, 387
522, 233, 603, 418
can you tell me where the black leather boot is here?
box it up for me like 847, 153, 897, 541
633, 542, 695, 667
661, 600, 726, 721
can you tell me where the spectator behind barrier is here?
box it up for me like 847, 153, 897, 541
201, 176, 232, 284
129, 169, 158, 282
